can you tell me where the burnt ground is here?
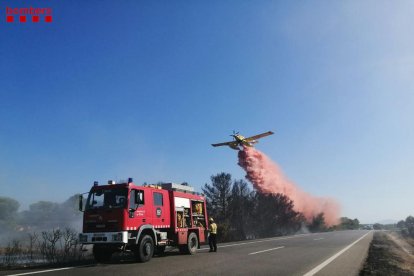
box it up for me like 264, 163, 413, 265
360, 231, 414, 275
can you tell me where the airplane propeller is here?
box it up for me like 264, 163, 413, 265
230, 131, 240, 142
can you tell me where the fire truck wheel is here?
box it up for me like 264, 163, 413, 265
135, 235, 154, 263
187, 232, 199, 255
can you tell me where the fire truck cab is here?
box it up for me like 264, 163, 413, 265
79, 178, 208, 263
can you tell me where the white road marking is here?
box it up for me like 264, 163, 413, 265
198, 233, 311, 251
249, 246, 285, 255
6, 266, 77, 276
303, 231, 372, 276
313, 238, 324, 241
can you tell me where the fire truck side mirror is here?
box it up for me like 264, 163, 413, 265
129, 190, 144, 213
136, 191, 144, 205
78, 195, 84, 212
128, 190, 139, 210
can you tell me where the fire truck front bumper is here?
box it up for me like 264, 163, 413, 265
79, 231, 128, 244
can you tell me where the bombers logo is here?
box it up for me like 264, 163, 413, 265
5, 6, 53, 23
156, 208, 162, 217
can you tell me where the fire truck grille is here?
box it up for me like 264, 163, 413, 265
92, 236, 107, 242
85, 222, 119, 232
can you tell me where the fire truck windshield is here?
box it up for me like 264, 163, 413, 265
85, 188, 127, 210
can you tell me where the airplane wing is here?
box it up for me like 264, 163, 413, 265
245, 131, 274, 141
212, 141, 237, 147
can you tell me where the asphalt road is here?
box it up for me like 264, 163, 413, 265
3, 230, 373, 276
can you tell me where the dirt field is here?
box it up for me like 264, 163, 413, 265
360, 231, 414, 275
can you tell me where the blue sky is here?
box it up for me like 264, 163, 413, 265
1, 1, 413, 223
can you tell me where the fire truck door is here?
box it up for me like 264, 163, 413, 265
152, 191, 168, 227
129, 189, 148, 226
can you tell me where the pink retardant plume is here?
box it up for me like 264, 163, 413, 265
238, 146, 340, 226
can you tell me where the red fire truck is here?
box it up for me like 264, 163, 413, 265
79, 178, 208, 263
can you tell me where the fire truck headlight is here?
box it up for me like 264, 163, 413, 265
79, 234, 88, 243
112, 233, 123, 242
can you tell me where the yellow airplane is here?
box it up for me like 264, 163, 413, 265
212, 131, 274, 150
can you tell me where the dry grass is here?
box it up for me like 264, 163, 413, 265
360, 231, 414, 275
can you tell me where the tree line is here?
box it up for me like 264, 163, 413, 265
0, 195, 82, 246
396, 216, 414, 238
0, 195, 85, 268
202, 172, 340, 242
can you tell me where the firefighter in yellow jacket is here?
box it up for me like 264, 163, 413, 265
208, 217, 217, 252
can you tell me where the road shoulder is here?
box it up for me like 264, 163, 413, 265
311, 231, 373, 276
